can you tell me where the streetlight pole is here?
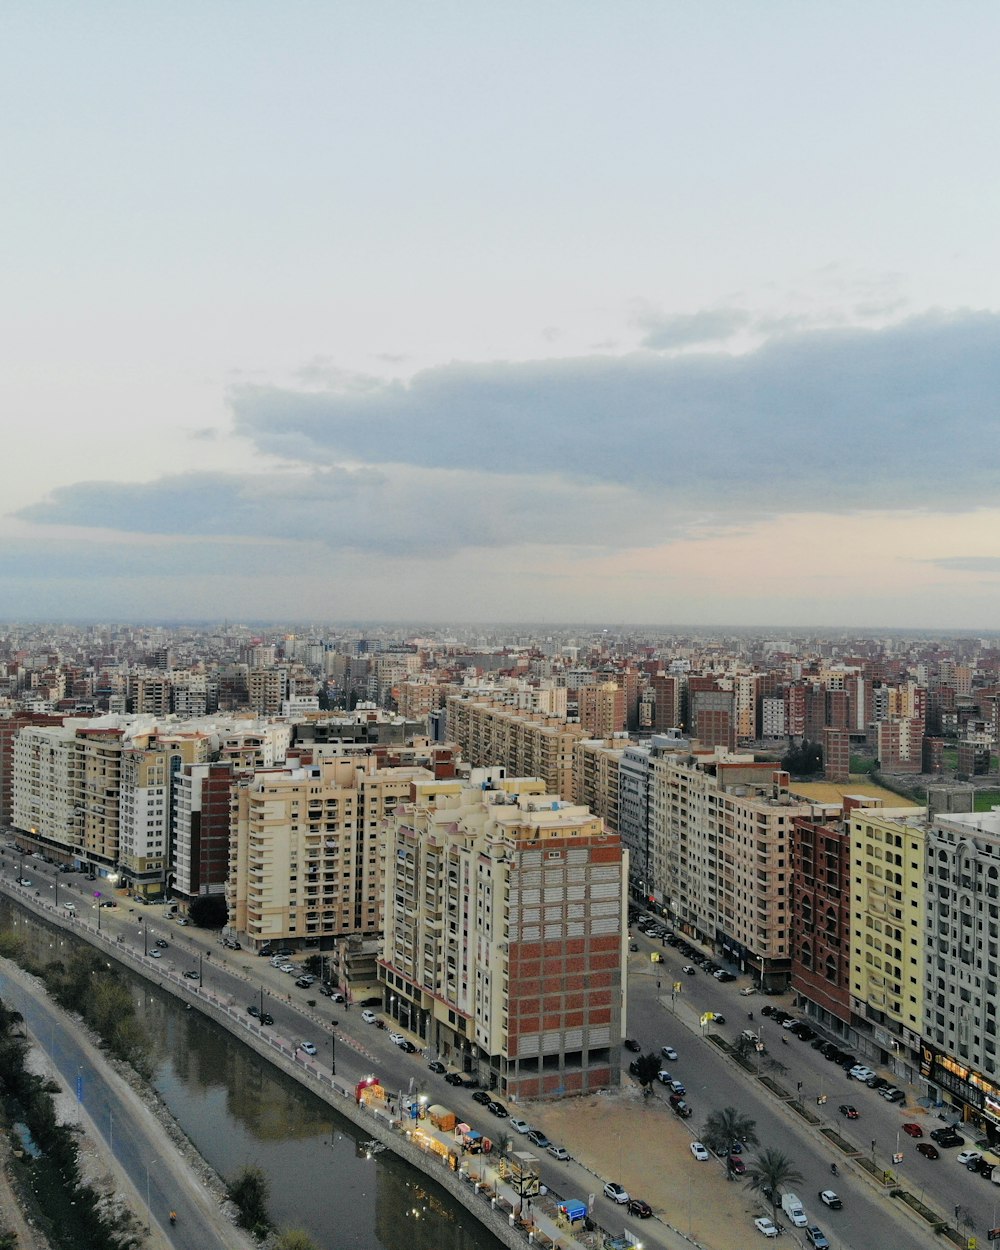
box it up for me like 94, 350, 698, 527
145, 1157, 159, 1231
198, 953, 203, 988
330, 1032, 336, 1077
143, 925, 148, 956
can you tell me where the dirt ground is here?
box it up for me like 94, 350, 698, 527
788, 779, 922, 807
524, 1085, 768, 1250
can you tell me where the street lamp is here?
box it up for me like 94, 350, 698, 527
198, 953, 203, 988
330, 1032, 337, 1077
143, 926, 148, 956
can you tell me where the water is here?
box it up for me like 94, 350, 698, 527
0, 899, 500, 1250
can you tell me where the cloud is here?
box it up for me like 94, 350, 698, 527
634, 306, 752, 349
925, 556, 1000, 575
15, 465, 670, 558
227, 310, 1000, 515
0, 535, 322, 579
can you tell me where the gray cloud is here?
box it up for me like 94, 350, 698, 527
926, 556, 1000, 575
635, 306, 752, 349
16, 466, 669, 559
228, 311, 1000, 514
0, 536, 321, 579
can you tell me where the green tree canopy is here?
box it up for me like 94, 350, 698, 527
701, 1107, 759, 1179
745, 1148, 804, 1221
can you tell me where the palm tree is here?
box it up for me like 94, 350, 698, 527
745, 1148, 803, 1225
633, 1051, 662, 1095
701, 1107, 759, 1179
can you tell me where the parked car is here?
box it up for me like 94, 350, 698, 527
527, 1130, 552, 1149
818, 1189, 842, 1209
805, 1225, 830, 1249
881, 1087, 905, 1103
510, 1118, 531, 1135
669, 1097, 692, 1118
444, 1069, 463, 1082
902, 1123, 924, 1137
739, 986, 757, 996
603, 1182, 629, 1204
623, 1039, 641, 1053
471, 1090, 492, 1105
428, 1060, 446, 1073
754, 1217, 780, 1238
627, 1198, 652, 1218
487, 1101, 509, 1118
548, 1144, 571, 1161
957, 1151, 983, 1168
629, 943, 639, 952
690, 1142, 710, 1161
917, 1143, 940, 1160
866, 1075, 889, 1090
728, 1154, 746, 1174
398, 1040, 418, 1054
361, 1010, 378, 1024
388, 1031, 405, 1045
930, 1128, 964, 1145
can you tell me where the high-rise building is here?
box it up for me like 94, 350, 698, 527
379, 774, 625, 1099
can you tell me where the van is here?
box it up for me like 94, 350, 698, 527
781, 1193, 807, 1227
742, 1030, 760, 1044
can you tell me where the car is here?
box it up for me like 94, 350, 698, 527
917, 1143, 940, 1160
298, 1041, 317, 1056
760, 1004, 775, 1017
957, 1150, 982, 1167
624, 1039, 641, 1053
930, 1127, 964, 1144
428, 1059, 446, 1073
657, 1069, 673, 1084
805, 1225, 830, 1249
902, 1123, 924, 1138
444, 1070, 463, 1084
977, 1158, 997, 1178
937, 1135, 964, 1150
629, 943, 639, 952
247, 1004, 261, 1017
183, 969, 200, 980
176, 918, 189, 926
838, 1104, 859, 1119
527, 1129, 552, 1149
712, 1013, 726, 1025
362, 1010, 378, 1024
295, 977, 313, 989
280, 964, 296, 974
690, 1141, 710, 1161
16, 878, 32, 887
155, 938, 168, 948
149, 950, 162, 959
849, 1065, 875, 1082
399, 1040, 418, 1054
549, 1143, 571, 1161
627, 1198, 652, 1218
331, 992, 346, 1003
99, 899, 117, 907
64, 902, 76, 911
881, 1087, 905, 1103
817, 1189, 842, 1209
603, 1182, 629, 1204
739, 986, 757, 996
794, 1026, 816, 1041
754, 1217, 780, 1238
728, 1154, 746, 1174
670, 1098, 692, 1118
319, 984, 335, 997
772, 1010, 790, 1023
866, 1075, 889, 1089
681, 965, 697, 975
487, 1101, 509, 1118
471, 1090, 492, 1105
460, 1077, 480, 1089
661, 1045, 678, 1061
668, 1080, 686, 1095
782, 1017, 800, 1030
510, 1118, 532, 1135
628, 1060, 642, 1077
388, 1031, 404, 1045
260, 1013, 274, 1026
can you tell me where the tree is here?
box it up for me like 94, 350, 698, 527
229, 1165, 271, 1236
745, 1148, 803, 1224
275, 1232, 319, 1250
189, 894, 228, 929
633, 1051, 662, 1095
701, 1107, 759, 1180
781, 740, 823, 777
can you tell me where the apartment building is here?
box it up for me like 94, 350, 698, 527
648, 751, 812, 988
922, 808, 1000, 1128
229, 756, 433, 950
577, 682, 625, 738
173, 760, 237, 900
876, 717, 925, 773
847, 804, 928, 1083
379, 775, 624, 1099
446, 695, 585, 800
571, 737, 624, 834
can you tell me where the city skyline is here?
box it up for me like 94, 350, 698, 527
5, 3, 1000, 626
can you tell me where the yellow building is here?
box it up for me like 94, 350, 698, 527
848, 805, 927, 1078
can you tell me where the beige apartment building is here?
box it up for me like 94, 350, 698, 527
445, 694, 584, 800
648, 750, 812, 988
228, 756, 433, 950
379, 773, 625, 1099
572, 736, 625, 833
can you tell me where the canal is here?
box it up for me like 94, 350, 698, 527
0, 899, 502, 1250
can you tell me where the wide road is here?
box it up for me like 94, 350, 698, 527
626, 923, 978, 1250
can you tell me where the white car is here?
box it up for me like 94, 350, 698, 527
739, 986, 757, 996
510, 1118, 532, 1134
957, 1150, 983, 1167
388, 1031, 405, 1045
361, 1009, 378, 1024
298, 1041, 317, 1056
661, 1045, 678, 1061
754, 1217, 780, 1238
603, 1182, 629, 1204
549, 1144, 571, 1161
280, 964, 296, 974
849, 1065, 875, 1082
149, 950, 162, 959
690, 1142, 710, 1161
64, 902, 76, 911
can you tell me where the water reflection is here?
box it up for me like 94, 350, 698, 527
0, 899, 499, 1250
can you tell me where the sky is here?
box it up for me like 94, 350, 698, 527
4, 1, 1000, 629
